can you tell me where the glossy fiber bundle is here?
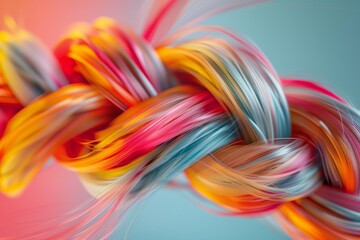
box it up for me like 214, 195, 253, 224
0, 1, 359, 239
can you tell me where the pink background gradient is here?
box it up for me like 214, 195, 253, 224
0, 0, 142, 46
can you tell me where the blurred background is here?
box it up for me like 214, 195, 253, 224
0, 0, 359, 239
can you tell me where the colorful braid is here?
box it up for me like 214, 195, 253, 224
0, 1, 359, 239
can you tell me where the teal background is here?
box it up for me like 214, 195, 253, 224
111, 1, 360, 239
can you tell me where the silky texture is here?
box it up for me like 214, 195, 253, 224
0, 0, 359, 239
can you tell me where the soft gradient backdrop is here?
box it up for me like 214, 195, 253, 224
0, 0, 359, 239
